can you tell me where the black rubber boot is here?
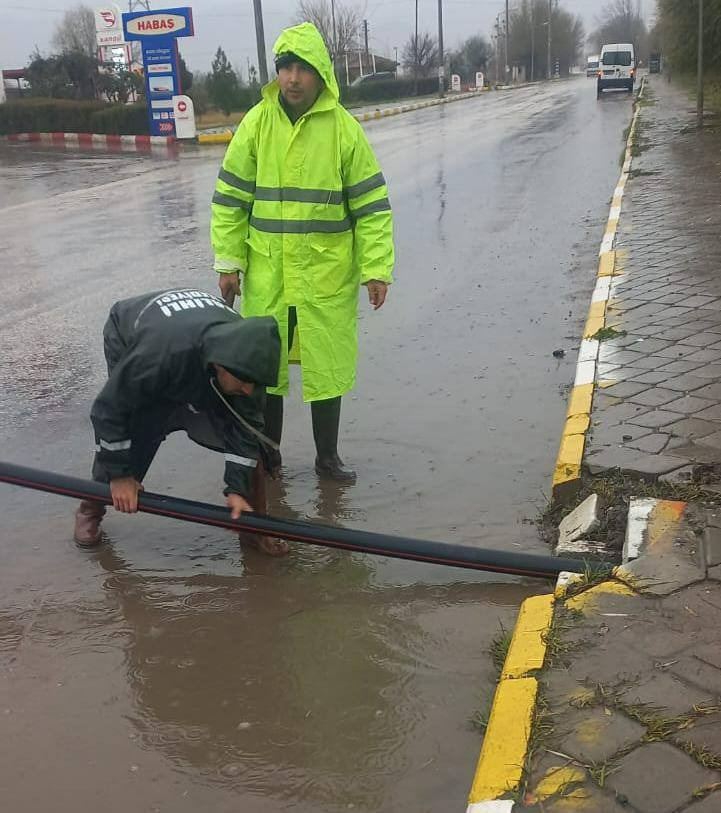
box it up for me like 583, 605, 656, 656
74, 500, 106, 548
264, 393, 283, 476
312, 397, 356, 483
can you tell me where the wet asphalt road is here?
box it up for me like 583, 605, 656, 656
0, 78, 634, 811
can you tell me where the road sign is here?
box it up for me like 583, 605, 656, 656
121, 6, 194, 138
451, 74, 461, 92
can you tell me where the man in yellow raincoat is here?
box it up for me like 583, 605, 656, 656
210, 22, 394, 482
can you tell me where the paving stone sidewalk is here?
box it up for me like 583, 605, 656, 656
586, 75, 721, 480
518, 506, 721, 812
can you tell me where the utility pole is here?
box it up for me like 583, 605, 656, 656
530, 3, 534, 82
252, 0, 268, 84
363, 19, 369, 59
546, 0, 552, 81
504, 0, 509, 84
414, 0, 419, 94
494, 14, 500, 84
437, 0, 444, 97
697, 0, 704, 129
330, 0, 337, 62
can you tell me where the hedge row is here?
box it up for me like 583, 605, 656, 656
340, 77, 439, 104
0, 78, 443, 135
0, 99, 149, 136
89, 103, 148, 135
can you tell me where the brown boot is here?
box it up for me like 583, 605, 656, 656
74, 500, 106, 548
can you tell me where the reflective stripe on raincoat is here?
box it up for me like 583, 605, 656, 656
210, 22, 395, 402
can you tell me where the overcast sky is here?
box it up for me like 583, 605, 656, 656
1, 0, 654, 76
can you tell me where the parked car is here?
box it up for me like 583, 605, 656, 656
597, 43, 636, 95
350, 71, 395, 87
586, 55, 600, 78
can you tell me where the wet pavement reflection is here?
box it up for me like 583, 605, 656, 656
0, 78, 633, 810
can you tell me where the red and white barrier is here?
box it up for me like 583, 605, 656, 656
3, 132, 176, 151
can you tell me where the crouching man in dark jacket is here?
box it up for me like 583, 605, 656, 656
74, 288, 288, 556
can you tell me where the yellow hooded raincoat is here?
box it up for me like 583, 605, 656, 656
210, 22, 395, 402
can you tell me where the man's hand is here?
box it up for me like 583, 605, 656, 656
218, 272, 240, 307
365, 280, 388, 310
110, 477, 143, 514
226, 493, 253, 520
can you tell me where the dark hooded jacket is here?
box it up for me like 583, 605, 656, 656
90, 288, 280, 497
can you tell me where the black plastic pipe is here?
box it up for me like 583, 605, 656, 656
0, 461, 599, 579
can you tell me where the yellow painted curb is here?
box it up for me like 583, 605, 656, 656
582, 315, 605, 340
552, 433, 585, 496
566, 383, 594, 419
583, 301, 607, 338
598, 250, 616, 277
552, 381, 594, 500
550, 76, 646, 501
197, 131, 233, 144
564, 413, 590, 435
467, 676, 538, 803
502, 594, 555, 678
467, 594, 554, 805
565, 579, 635, 613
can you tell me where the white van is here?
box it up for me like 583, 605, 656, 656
597, 43, 636, 94
586, 55, 600, 77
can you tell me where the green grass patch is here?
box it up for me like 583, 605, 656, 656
513, 693, 555, 803
676, 71, 721, 116
542, 606, 584, 665
489, 623, 512, 675
693, 782, 721, 800
469, 696, 493, 732
678, 740, 721, 771
590, 326, 627, 342
586, 760, 616, 788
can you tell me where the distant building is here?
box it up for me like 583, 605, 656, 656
2, 69, 29, 99
337, 52, 397, 86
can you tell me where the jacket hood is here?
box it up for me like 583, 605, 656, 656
272, 22, 339, 101
202, 316, 280, 388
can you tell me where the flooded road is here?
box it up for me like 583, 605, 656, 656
0, 78, 632, 810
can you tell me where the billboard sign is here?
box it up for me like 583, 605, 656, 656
95, 4, 124, 47
122, 8, 194, 41
121, 7, 194, 137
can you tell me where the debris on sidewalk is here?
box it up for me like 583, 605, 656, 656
518, 501, 721, 813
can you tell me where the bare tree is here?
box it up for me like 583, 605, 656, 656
402, 33, 438, 79
589, 0, 648, 58
295, 0, 363, 60
52, 4, 97, 57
